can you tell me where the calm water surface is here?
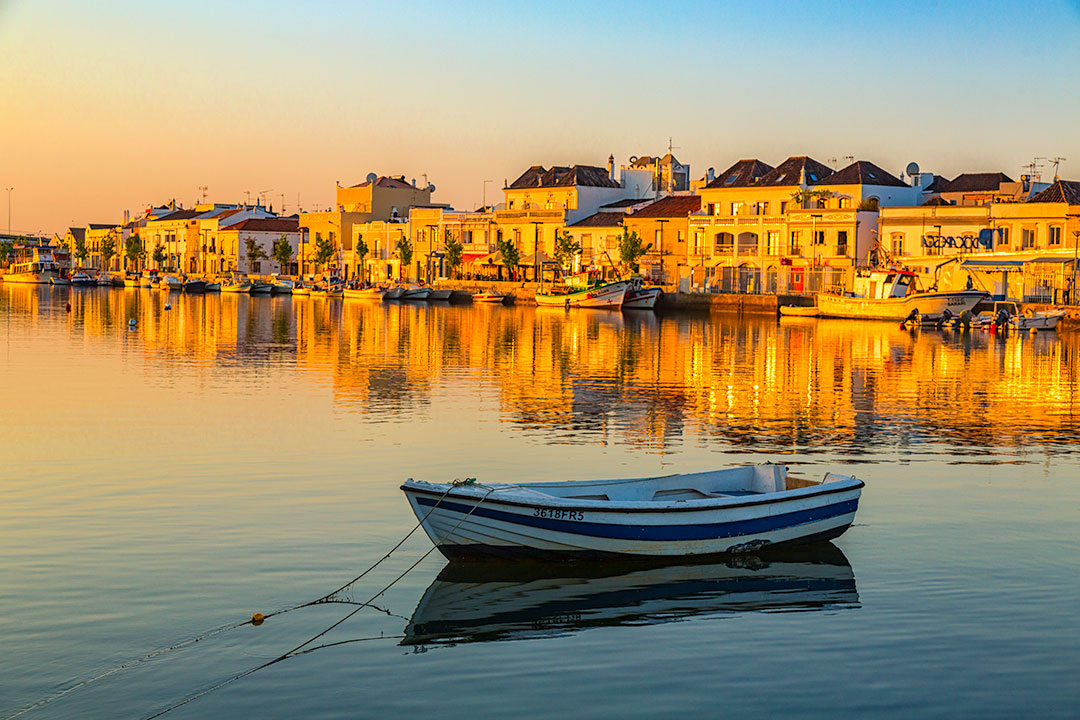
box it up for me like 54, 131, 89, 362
1, 285, 1078, 719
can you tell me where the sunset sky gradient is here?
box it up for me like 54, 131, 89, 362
2, 0, 1079, 236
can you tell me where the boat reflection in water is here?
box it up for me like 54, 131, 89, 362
402, 543, 857, 647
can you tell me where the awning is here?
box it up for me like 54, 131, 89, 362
462, 253, 488, 263
1024, 257, 1077, 265
520, 251, 554, 266
960, 259, 1023, 271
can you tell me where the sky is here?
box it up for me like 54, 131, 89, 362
2, 0, 1079, 236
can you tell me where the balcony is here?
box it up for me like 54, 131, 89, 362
494, 209, 565, 222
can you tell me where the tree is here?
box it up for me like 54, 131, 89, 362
554, 230, 582, 273
100, 234, 117, 271
0, 238, 12, 268
791, 188, 836, 209
244, 236, 268, 273
312, 235, 335, 273
355, 235, 369, 282
395, 237, 413, 279
272, 235, 294, 274
496, 236, 520, 281
151, 243, 166, 269
617, 228, 651, 274
124, 236, 145, 271
443, 230, 463, 279
73, 236, 89, 267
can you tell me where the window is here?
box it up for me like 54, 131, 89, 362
694, 230, 705, 255
1050, 226, 1062, 246
655, 229, 662, 245
780, 201, 788, 215
677, 230, 684, 244
766, 231, 780, 255
1022, 228, 1036, 249
508, 200, 515, 210
252, 261, 261, 272
790, 231, 802, 254
837, 231, 848, 255
731, 201, 745, 216
707, 203, 716, 215
891, 234, 904, 257
814, 230, 825, 245
838, 197, 851, 209
582, 233, 592, 250
714, 232, 734, 253
998, 227, 1009, 247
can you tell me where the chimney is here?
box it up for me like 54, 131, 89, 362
608, 154, 615, 181
706, 167, 715, 184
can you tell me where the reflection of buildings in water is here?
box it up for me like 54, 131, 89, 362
401, 543, 858, 647
7, 284, 1080, 451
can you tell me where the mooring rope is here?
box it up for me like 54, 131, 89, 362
4, 479, 485, 720
142, 485, 498, 720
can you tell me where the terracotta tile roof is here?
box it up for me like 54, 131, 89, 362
227, 218, 300, 233
568, 212, 626, 228
705, 159, 774, 189
937, 172, 1013, 193
629, 195, 701, 218
509, 164, 619, 189
756, 156, 834, 187
1028, 180, 1080, 204
824, 161, 907, 188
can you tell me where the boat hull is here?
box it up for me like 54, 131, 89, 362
402, 288, 431, 300
536, 281, 629, 309
3, 271, 59, 284
344, 288, 385, 300
1013, 310, 1066, 330
402, 477, 862, 559
816, 290, 986, 320
623, 287, 661, 309
249, 283, 273, 295
428, 289, 453, 301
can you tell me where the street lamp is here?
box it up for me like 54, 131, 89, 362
531, 221, 542, 283
482, 180, 493, 210
656, 218, 668, 284
5, 187, 12, 235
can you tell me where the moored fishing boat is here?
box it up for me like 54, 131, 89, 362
160, 275, 183, 291
473, 290, 509, 304
182, 279, 206, 293
96, 273, 115, 286
50, 276, 72, 286
402, 464, 863, 559
622, 283, 661, 309
384, 285, 405, 300
816, 269, 986, 321
428, 288, 453, 301
343, 286, 385, 300
535, 279, 629, 309
291, 284, 311, 296
221, 278, 251, 293
70, 271, 95, 286
780, 305, 820, 317
402, 285, 431, 301
204, 281, 221, 292
270, 276, 294, 294
2, 247, 61, 284
249, 281, 273, 295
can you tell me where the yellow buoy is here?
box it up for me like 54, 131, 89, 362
251, 612, 265, 625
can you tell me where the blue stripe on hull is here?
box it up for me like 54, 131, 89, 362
414, 496, 858, 542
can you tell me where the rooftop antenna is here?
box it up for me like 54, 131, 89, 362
843, 155, 855, 166
257, 189, 273, 208
664, 137, 682, 192
1050, 157, 1066, 181
1026, 158, 1047, 182
828, 157, 838, 170
198, 185, 208, 203
244, 190, 252, 207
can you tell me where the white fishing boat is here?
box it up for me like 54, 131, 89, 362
401, 464, 863, 559
622, 283, 661, 309
291, 284, 311, 296
473, 290, 509, 304
428, 288, 453, 301
402, 285, 431, 301
2, 247, 61, 284
343, 286, 385, 300
70, 271, 95, 286
270, 276, 294, 294
535, 280, 629, 309
384, 285, 405, 300
96, 274, 115, 287
1012, 308, 1067, 331
249, 282, 273, 295
402, 544, 857, 646
49, 276, 72, 286
204, 281, 221, 292
159, 275, 183, 292
816, 269, 986, 321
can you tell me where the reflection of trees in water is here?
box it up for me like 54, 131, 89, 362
20, 285, 1080, 454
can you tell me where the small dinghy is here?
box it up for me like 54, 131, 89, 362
401, 464, 863, 559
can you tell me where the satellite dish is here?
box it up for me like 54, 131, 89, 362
905, 162, 920, 177
428, 184, 436, 192
366, 172, 378, 183
629, 156, 638, 164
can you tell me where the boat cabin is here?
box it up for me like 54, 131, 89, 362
851, 270, 919, 300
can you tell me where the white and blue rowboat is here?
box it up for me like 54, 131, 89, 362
401, 464, 863, 559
